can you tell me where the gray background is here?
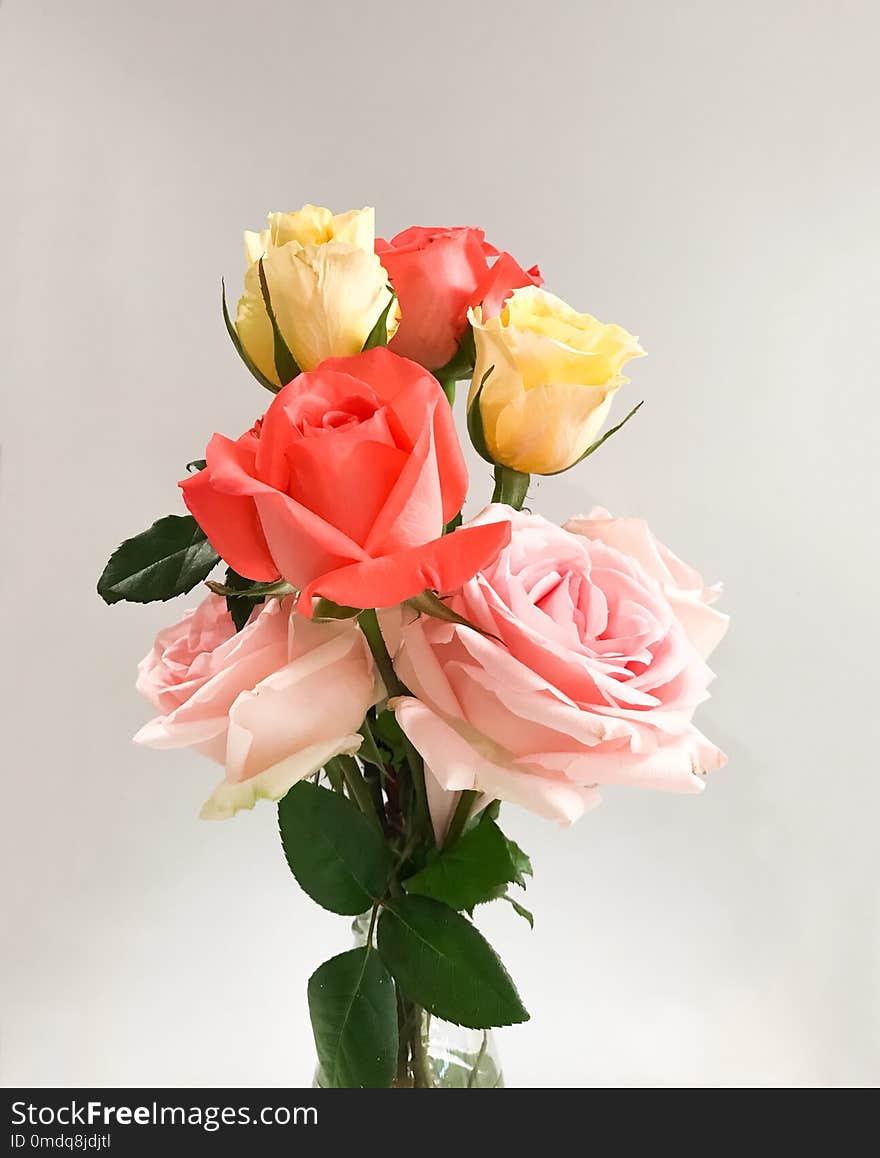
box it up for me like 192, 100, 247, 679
2, 0, 877, 1087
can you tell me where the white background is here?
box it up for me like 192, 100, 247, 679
1, 0, 878, 1087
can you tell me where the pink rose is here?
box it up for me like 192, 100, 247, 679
375, 226, 541, 370
134, 595, 379, 818
381, 507, 726, 841
564, 507, 729, 659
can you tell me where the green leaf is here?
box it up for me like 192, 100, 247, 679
466, 365, 495, 464
97, 514, 220, 605
505, 836, 533, 888
222, 567, 265, 632
503, 895, 534, 929
362, 289, 397, 350
277, 782, 392, 915
372, 710, 407, 768
403, 819, 520, 911
377, 895, 529, 1029
221, 278, 279, 394
185, 458, 207, 473
258, 258, 301, 386
545, 400, 644, 476
308, 947, 397, 1088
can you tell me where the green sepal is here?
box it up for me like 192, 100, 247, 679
257, 257, 301, 386
544, 400, 644, 476
434, 325, 476, 383
362, 289, 397, 350
405, 590, 498, 640
205, 577, 295, 599
312, 597, 361, 620
466, 364, 495, 464
221, 277, 279, 394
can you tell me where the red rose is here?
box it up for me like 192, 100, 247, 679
375, 226, 541, 370
180, 347, 510, 615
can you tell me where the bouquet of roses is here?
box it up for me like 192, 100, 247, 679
97, 205, 728, 1088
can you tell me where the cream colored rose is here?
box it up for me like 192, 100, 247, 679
235, 205, 396, 382
468, 286, 645, 475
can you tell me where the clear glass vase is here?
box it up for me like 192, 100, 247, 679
312, 915, 504, 1089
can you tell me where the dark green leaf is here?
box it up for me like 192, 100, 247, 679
545, 400, 644, 476
481, 799, 501, 822
97, 514, 219, 605
373, 711, 407, 768
222, 567, 265, 632
504, 896, 534, 929
362, 289, 397, 350
505, 836, 533, 889
221, 277, 279, 393
185, 458, 207, 473
466, 365, 495, 464
308, 947, 397, 1088
258, 258, 300, 386
377, 895, 529, 1029
403, 819, 520, 911
278, 782, 392, 915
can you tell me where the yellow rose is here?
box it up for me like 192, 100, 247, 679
235, 205, 395, 383
468, 286, 645, 474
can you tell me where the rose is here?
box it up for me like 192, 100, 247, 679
180, 347, 511, 613
565, 507, 729, 659
375, 226, 541, 370
235, 205, 395, 382
381, 506, 726, 841
134, 594, 379, 818
468, 286, 645, 474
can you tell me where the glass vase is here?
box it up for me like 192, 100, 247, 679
312, 914, 504, 1088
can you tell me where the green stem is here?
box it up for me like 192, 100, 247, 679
466, 1031, 488, 1089
411, 1012, 433, 1088
358, 609, 433, 847
335, 755, 382, 830
444, 789, 478, 848
365, 903, 379, 950
363, 762, 387, 828
358, 608, 403, 697
492, 463, 530, 510
403, 736, 432, 848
